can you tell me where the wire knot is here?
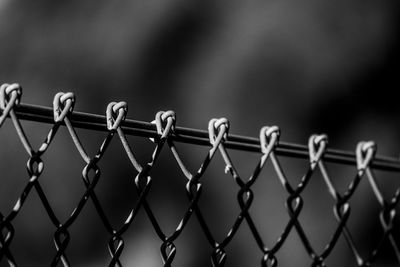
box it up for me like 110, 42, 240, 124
108, 236, 124, 257
356, 141, 376, 171
208, 118, 229, 147
0, 83, 22, 110
211, 247, 227, 266
0, 83, 22, 126
260, 126, 280, 155
0, 222, 14, 247
308, 134, 328, 164
27, 155, 44, 178
262, 252, 277, 267
106, 101, 128, 131
160, 242, 177, 265
334, 202, 350, 220
53, 92, 75, 122
154, 110, 176, 139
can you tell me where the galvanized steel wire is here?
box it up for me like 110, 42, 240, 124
0, 83, 399, 266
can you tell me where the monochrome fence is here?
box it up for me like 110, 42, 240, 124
0, 83, 399, 266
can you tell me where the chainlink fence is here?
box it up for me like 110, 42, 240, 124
0, 83, 399, 267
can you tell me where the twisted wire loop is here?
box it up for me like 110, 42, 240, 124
105, 108, 179, 266
50, 95, 122, 267
284, 134, 349, 267
148, 118, 232, 267
0, 85, 71, 267
102, 101, 132, 267
259, 133, 331, 266
256, 131, 328, 266
258, 126, 302, 267
106, 108, 210, 266
52, 91, 116, 267
125, 111, 229, 266
103, 101, 152, 267
116, 115, 226, 267
199, 121, 282, 267
310, 139, 373, 266
211, 124, 284, 267
358, 142, 400, 265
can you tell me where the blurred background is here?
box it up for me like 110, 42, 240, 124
0, 0, 400, 266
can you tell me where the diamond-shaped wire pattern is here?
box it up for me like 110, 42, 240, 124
0, 83, 399, 266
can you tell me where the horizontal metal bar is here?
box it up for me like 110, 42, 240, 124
5, 103, 400, 172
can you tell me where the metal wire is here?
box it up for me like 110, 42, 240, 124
9, 103, 400, 172
0, 83, 399, 267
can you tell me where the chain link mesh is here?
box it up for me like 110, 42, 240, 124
0, 83, 399, 266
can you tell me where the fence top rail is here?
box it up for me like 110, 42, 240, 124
4, 103, 400, 172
